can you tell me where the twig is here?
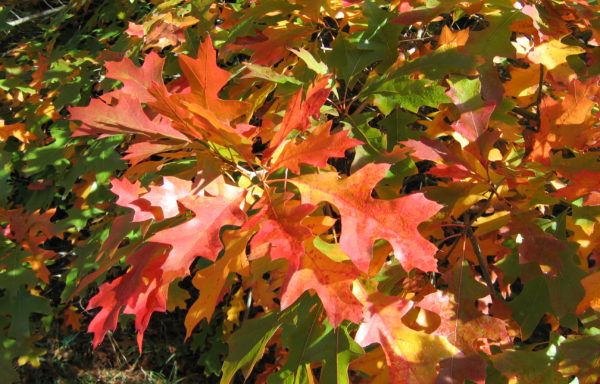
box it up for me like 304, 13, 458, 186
107, 332, 132, 368
535, 64, 545, 127
465, 224, 498, 300
7, 4, 67, 27
511, 107, 537, 121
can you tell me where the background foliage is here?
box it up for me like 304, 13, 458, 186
1, 0, 600, 383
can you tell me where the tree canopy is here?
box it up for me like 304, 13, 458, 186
2, 0, 600, 383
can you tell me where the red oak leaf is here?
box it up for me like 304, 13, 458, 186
125, 22, 144, 38
280, 240, 363, 326
243, 194, 315, 271
103, 51, 165, 103
143, 176, 195, 220
417, 291, 510, 384
270, 121, 362, 174
436, 353, 487, 384
354, 288, 458, 384
110, 178, 158, 222
88, 178, 247, 352
427, 163, 474, 181
149, 177, 247, 268
87, 243, 170, 352
510, 218, 567, 276
69, 93, 189, 141
418, 291, 510, 353
288, 163, 442, 273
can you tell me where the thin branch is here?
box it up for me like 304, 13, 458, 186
7, 4, 67, 27
535, 64, 545, 127
465, 225, 499, 300
512, 107, 537, 121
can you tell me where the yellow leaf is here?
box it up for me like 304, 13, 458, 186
350, 347, 390, 384
473, 211, 510, 236
184, 231, 250, 337
528, 40, 585, 70
223, 286, 246, 335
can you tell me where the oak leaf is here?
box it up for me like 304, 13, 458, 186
354, 289, 459, 384
110, 178, 157, 222
69, 93, 189, 141
528, 39, 585, 70
149, 177, 247, 267
176, 35, 249, 123
143, 176, 195, 220
289, 163, 442, 273
86, 243, 171, 352
243, 194, 315, 271
184, 231, 250, 337
270, 121, 362, 174
103, 51, 165, 103
280, 240, 363, 326
265, 76, 332, 159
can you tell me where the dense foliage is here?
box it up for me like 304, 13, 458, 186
2, 0, 600, 382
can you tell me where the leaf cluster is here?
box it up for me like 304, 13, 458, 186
2, 0, 600, 383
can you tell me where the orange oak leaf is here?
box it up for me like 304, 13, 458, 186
69, 93, 189, 141
349, 347, 391, 384
270, 121, 362, 174
576, 270, 600, 313
3, 208, 57, 283
122, 142, 179, 166
264, 76, 331, 159
288, 163, 442, 273
553, 170, 600, 203
556, 77, 600, 125
142, 37, 255, 157
184, 231, 250, 337
0, 121, 37, 143
526, 96, 563, 164
229, 25, 313, 66
176, 35, 249, 123
280, 240, 363, 326
354, 289, 459, 384
103, 51, 165, 103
